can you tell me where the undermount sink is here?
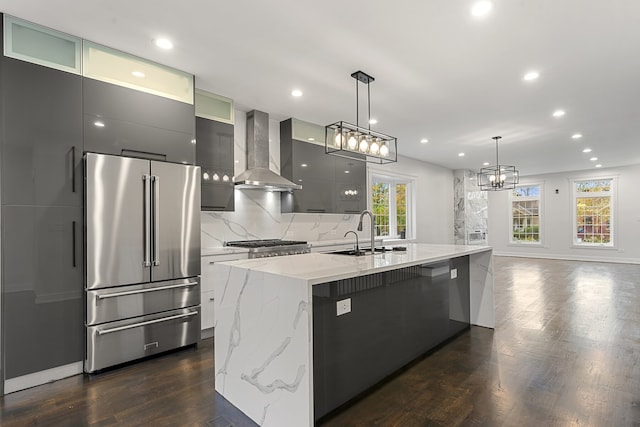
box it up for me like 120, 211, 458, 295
329, 247, 391, 256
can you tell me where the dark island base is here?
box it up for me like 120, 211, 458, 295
313, 257, 471, 420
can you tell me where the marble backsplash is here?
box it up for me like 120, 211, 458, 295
201, 191, 361, 247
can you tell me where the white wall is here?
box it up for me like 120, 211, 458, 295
487, 164, 640, 263
201, 109, 455, 247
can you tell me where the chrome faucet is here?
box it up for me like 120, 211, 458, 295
344, 230, 360, 253
357, 210, 376, 254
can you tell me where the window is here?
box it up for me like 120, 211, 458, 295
371, 174, 412, 239
573, 178, 614, 246
510, 184, 542, 244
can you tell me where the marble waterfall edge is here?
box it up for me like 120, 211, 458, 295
214, 263, 313, 426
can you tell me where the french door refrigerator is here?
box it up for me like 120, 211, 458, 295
84, 153, 201, 372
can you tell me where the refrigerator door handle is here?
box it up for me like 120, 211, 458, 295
97, 311, 198, 335
143, 174, 152, 267
152, 175, 160, 266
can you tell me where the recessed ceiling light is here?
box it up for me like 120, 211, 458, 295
234, 160, 239, 163
595, 164, 602, 168
482, 162, 490, 166
344, 170, 350, 174
420, 138, 429, 144
582, 148, 592, 153
94, 121, 105, 127
190, 139, 196, 144
301, 163, 308, 167
131, 71, 145, 78
458, 152, 465, 157
307, 137, 315, 141
552, 110, 566, 117
471, 1, 493, 17
571, 133, 583, 139
291, 89, 303, 97
589, 157, 598, 161
154, 38, 173, 50
369, 118, 378, 125
523, 71, 539, 81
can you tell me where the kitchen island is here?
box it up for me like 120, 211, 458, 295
213, 244, 493, 426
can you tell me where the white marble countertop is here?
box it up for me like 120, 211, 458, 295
218, 243, 492, 285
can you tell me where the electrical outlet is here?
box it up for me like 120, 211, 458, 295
450, 268, 458, 279
336, 298, 351, 316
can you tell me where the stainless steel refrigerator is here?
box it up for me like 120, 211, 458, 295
84, 152, 201, 372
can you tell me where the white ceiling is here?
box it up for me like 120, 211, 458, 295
2, 0, 640, 176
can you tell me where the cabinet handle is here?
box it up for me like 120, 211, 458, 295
71, 146, 76, 193
209, 297, 215, 301
344, 210, 361, 214
307, 208, 326, 213
72, 220, 76, 267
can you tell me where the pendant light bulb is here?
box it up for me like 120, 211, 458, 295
334, 128, 344, 148
380, 142, 389, 157
369, 138, 380, 155
359, 136, 369, 153
347, 132, 358, 150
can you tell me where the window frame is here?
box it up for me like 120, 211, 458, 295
508, 182, 544, 246
369, 170, 415, 240
571, 176, 617, 249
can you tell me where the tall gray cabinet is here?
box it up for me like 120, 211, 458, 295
1, 56, 84, 380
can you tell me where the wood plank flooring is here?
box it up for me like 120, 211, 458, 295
1, 257, 639, 426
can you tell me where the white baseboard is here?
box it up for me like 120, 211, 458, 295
4, 362, 83, 394
493, 251, 640, 265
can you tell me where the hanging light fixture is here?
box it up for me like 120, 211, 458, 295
477, 136, 519, 191
325, 70, 397, 164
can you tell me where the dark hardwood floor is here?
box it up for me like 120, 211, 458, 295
1, 257, 639, 426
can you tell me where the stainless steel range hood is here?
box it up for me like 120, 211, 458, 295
234, 110, 301, 192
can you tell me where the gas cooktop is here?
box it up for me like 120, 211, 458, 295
225, 239, 310, 258
225, 239, 308, 248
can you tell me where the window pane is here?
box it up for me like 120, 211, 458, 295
576, 180, 611, 193
575, 195, 611, 245
372, 181, 390, 237
511, 185, 540, 243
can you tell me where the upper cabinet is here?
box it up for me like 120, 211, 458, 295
280, 119, 366, 214
195, 89, 234, 124
83, 41, 193, 105
3, 15, 82, 74
196, 90, 235, 211
82, 41, 195, 163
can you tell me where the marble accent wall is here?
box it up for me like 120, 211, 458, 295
453, 169, 488, 245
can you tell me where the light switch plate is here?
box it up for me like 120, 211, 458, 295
337, 298, 351, 316
450, 268, 458, 279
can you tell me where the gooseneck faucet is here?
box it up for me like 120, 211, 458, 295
357, 209, 376, 254
344, 230, 360, 253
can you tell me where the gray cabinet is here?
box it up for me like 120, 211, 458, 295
196, 117, 235, 211
2, 57, 82, 206
280, 119, 366, 214
1, 58, 83, 379
83, 78, 195, 164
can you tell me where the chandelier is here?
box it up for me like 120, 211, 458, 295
325, 71, 397, 164
477, 136, 519, 191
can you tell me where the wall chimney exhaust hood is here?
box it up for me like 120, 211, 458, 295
234, 110, 302, 192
